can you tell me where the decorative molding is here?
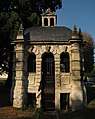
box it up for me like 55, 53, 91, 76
37, 45, 42, 54
63, 46, 68, 52
46, 45, 51, 52
14, 43, 23, 50
61, 76, 70, 85
72, 43, 79, 48
28, 45, 34, 53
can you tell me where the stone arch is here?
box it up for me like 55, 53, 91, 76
41, 52, 55, 110
60, 52, 70, 72
44, 18, 48, 26
27, 53, 36, 72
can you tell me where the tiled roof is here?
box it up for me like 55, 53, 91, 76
24, 26, 72, 42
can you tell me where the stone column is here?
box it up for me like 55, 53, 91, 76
36, 54, 42, 108
70, 43, 85, 110
54, 16, 57, 26
42, 16, 44, 27
71, 43, 81, 80
55, 53, 60, 110
48, 17, 50, 26
13, 43, 27, 108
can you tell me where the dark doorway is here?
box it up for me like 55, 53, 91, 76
27, 93, 36, 107
60, 93, 70, 110
41, 52, 55, 110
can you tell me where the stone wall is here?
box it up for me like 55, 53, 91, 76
12, 42, 86, 109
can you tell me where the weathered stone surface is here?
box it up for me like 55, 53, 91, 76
61, 76, 70, 85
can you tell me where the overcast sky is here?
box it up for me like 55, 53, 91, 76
56, 0, 95, 41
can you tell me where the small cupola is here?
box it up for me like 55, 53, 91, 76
41, 8, 57, 27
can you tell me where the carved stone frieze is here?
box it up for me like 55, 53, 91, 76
28, 45, 34, 53
45, 45, 51, 52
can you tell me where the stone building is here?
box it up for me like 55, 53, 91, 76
11, 10, 87, 110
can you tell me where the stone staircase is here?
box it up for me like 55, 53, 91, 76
37, 111, 59, 119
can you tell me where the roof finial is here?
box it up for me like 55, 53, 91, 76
16, 23, 24, 40
46, 8, 51, 13
73, 24, 77, 33
18, 23, 24, 35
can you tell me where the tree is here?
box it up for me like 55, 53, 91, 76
0, 11, 21, 86
0, 0, 61, 27
0, 11, 21, 71
0, 0, 62, 87
0, 0, 62, 28
82, 32, 94, 75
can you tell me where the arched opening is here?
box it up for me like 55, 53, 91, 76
60, 52, 70, 72
27, 53, 36, 73
41, 52, 55, 110
50, 18, 54, 26
44, 18, 48, 26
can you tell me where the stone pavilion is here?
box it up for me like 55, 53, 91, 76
11, 9, 87, 110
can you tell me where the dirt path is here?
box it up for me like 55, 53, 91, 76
0, 107, 37, 119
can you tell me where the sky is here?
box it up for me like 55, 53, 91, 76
56, 0, 95, 41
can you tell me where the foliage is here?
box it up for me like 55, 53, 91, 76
41, 0, 62, 12
27, 13, 40, 27
0, 80, 6, 86
0, 0, 62, 27
0, 11, 21, 74
0, 0, 62, 74
90, 67, 95, 76
82, 32, 94, 73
